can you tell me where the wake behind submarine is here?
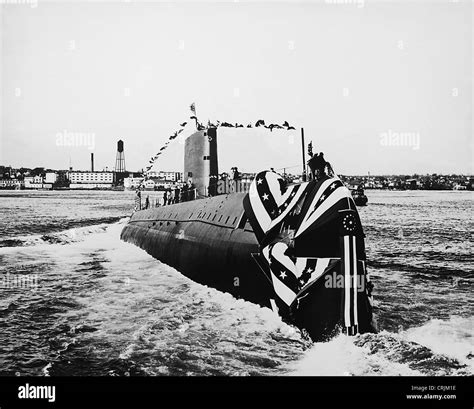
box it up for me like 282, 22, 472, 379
120, 128, 377, 341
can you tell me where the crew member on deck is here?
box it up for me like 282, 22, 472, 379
174, 186, 180, 204
229, 167, 241, 193
135, 189, 142, 211
308, 152, 335, 181
231, 167, 241, 181
187, 180, 195, 201
181, 183, 188, 202
162, 190, 168, 206
145, 195, 150, 209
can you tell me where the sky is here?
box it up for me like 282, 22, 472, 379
0, 0, 472, 175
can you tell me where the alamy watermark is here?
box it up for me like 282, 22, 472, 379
324, 271, 366, 292
18, 383, 55, 403
1, 273, 38, 292
325, 0, 365, 9
217, 180, 251, 195
0, 0, 38, 8
379, 129, 420, 150
55, 129, 96, 150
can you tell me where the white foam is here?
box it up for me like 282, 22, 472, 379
0, 218, 129, 252
401, 316, 474, 370
285, 333, 420, 376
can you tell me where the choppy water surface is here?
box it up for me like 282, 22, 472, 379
0, 190, 472, 376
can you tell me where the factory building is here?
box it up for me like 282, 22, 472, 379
68, 171, 114, 189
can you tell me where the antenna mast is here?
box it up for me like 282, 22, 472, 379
301, 128, 306, 182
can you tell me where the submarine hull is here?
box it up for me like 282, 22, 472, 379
120, 193, 275, 308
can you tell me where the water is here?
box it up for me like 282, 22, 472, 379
0, 190, 472, 376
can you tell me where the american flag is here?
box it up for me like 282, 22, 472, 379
245, 170, 365, 328
243, 171, 309, 242
295, 177, 352, 238
190, 103, 196, 114
262, 241, 339, 307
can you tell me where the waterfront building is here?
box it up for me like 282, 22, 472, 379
24, 176, 45, 189
45, 172, 58, 184
124, 177, 144, 190
143, 179, 157, 190
0, 178, 22, 189
68, 171, 114, 189
147, 171, 183, 182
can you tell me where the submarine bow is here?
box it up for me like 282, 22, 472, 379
243, 171, 375, 339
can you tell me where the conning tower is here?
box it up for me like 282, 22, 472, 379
184, 128, 219, 197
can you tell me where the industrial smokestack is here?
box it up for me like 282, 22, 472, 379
91, 153, 94, 172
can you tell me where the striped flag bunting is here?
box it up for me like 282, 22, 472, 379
295, 177, 355, 238
244, 171, 367, 334
244, 170, 309, 243
262, 241, 339, 307
340, 209, 360, 336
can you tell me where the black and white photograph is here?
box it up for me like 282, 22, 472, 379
0, 0, 472, 408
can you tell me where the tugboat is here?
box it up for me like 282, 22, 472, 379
351, 185, 368, 206
120, 128, 376, 341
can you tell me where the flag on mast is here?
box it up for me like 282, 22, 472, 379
190, 103, 196, 115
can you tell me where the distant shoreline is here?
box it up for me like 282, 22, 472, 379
0, 187, 471, 192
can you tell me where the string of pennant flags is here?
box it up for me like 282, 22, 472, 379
136, 103, 297, 191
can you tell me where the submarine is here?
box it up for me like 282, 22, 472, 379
120, 128, 376, 341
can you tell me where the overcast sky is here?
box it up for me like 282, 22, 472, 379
1, 0, 472, 175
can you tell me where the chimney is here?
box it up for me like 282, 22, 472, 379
91, 153, 94, 172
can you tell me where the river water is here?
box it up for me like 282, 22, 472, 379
0, 189, 472, 376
